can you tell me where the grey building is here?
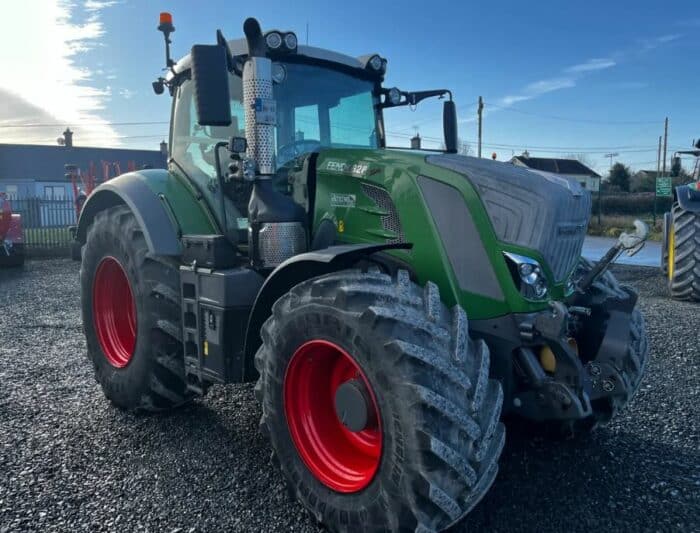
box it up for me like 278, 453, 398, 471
511, 154, 601, 191
0, 135, 167, 200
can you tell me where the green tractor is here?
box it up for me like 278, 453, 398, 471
662, 140, 700, 301
75, 14, 650, 532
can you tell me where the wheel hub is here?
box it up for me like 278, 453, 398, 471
334, 378, 374, 433
92, 256, 137, 368
284, 340, 382, 493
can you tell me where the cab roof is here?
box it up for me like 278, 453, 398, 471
171, 37, 380, 79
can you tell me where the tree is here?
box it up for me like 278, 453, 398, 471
606, 162, 632, 192
670, 156, 688, 179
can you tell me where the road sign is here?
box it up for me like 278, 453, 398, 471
656, 176, 673, 197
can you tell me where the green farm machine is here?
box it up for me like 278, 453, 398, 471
75, 14, 650, 532
662, 139, 700, 301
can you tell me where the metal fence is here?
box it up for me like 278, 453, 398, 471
11, 197, 76, 252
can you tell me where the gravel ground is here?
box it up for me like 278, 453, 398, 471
0, 259, 698, 532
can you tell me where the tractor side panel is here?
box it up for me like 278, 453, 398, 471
311, 149, 554, 320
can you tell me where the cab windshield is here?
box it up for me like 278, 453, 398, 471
173, 62, 379, 174
171, 61, 380, 231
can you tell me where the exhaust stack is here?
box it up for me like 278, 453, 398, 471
242, 18, 275, 176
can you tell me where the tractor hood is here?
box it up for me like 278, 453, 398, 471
426, 154, 591, 282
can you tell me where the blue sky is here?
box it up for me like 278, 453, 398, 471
1, 0, 698, 173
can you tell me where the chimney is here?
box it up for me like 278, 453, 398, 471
63, 128, 73, 148
410, 133, 421, 150
159, 140, 168, 158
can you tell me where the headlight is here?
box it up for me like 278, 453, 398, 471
504, 252, 549, 300
283, 32, 297, 50
265, 31, 283, 49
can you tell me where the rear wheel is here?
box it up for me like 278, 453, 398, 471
255, 269, 505, 532
80, 205, 192, 411
667, 203, 700, 301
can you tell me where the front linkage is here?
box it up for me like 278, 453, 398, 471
507, 224, 649, 426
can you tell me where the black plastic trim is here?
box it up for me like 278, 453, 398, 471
242, 242, 411, 378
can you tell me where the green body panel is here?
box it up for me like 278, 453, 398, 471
313, 148, 570, 320
140, 168, 219, 235
138, 149, 573, 321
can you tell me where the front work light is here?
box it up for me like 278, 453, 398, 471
265, 31, 283, 49
284, 32, 298, 50
388, 87, 401, 105
369, 55, 383, 71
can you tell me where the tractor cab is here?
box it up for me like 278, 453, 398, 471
158, 16, 457, 267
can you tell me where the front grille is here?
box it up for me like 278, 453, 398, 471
360, 183, 405, 244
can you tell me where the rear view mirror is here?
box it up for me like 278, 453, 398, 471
443, 100, 458, 154
190, 44, 232, 127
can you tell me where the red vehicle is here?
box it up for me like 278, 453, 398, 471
0, 193, 24, 267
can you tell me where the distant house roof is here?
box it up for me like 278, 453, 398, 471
512, 155, 601, 178
636, 169, 663, 178
0, 143, 166, 182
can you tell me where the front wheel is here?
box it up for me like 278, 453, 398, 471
80, 205, 192, 411
255, 269, 505, 532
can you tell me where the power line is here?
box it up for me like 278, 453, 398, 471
486, 102, 662, 125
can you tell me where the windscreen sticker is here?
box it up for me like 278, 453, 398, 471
330, 193, 356, 208
324, 160, 370, 178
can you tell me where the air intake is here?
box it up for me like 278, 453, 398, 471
360, 183, 405, 244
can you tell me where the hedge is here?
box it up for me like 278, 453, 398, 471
590, 192, 673, 215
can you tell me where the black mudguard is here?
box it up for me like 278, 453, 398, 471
75, 173, 181, 256
242, 242, 412, 378
676, 184, 700, 213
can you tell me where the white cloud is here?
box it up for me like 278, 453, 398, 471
497, 77, 576, 107
565, 57, 616, 73
0, 1, 118, 146
85, 0, 119, 12
119, 89, 136, 99
488, 30, 684, 116
639, 33, 682, 52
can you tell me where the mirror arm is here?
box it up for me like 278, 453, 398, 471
379, 88, 452, 109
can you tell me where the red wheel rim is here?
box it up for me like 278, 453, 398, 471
284, 340, 382, 493
92, 256, 137, 368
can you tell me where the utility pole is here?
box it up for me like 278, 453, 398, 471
305, 22, 309, 45
477, 96, 484, 158
655, 136, 662, 225
662, 117, 668, 175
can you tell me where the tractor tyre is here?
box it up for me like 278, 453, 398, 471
80, 205, 193, 411
254, 269, 505, 532
555, 258, 649, 436
661, 211, 671, 275
667, 203, 700, 301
